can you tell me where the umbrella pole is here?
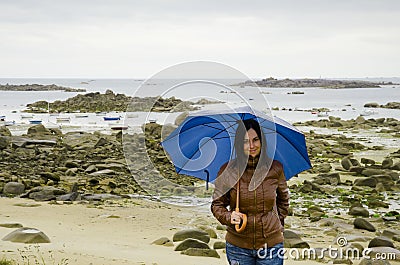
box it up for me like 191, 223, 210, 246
235, 180, 247, 232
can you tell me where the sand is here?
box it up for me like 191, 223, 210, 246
0, 196, 353, 265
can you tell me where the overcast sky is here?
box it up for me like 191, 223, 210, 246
1, 0, 399, 78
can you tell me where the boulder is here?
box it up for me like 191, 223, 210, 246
349, 207, 369, 217
353, 218, 376, 232
354, 177, 377, 188
173, 229, 210, 243
381, 158, 393, 169
284, 238, 310, 248
3, 182, 25, 195
0, 125, 12, 136
361, 158, 376, 166
332, 148, 351, 156
382, 228, 400, 239
368, 236, 394, 248
2, 227, 50, 243
174, 238, 210, 251
341, 157, 352, 170
0, 136, 10, 150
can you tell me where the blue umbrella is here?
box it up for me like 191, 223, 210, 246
161, 106, 311, 186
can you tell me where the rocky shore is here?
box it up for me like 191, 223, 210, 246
0, 83, 86, 92
25, 90, 200, 113
239, 77, 394, 88
0, 115, 399, 264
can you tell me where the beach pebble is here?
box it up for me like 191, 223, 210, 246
173, 229, 210, 243
353, 218, 376, 232
181, 248, 220, 258
174, 238, 210, 251
2, 227, 50, 243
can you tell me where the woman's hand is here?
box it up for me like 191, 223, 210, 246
230, 211, 244, 225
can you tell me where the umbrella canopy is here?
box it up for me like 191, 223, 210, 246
161, 106, 311, 184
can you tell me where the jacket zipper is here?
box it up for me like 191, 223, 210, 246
253, 188, 256, 249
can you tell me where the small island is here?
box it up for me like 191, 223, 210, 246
238, 77, 395, 88
0, 83, 86, 92
25, 89, 199, 113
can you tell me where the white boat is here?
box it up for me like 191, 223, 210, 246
317, 112, 329, 117
75, 113, 89, 118
360, 109, 377, 116
56, 117, 71, 123
21, 113, 34, 119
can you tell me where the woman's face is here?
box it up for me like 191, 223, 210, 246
243, 128, 261, 158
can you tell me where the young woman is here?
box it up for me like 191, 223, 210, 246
211, 119, 290, 265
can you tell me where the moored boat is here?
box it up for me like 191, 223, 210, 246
29, 120, 42, 124
104, 116, 121, 121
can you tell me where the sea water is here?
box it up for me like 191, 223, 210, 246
0, 78, 399, 131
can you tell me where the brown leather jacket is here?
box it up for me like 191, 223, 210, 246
211, 159, 290, 249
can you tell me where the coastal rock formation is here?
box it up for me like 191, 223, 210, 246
0, 83, 85, 92
25, 90, 199, 113
239, 77, 386, 88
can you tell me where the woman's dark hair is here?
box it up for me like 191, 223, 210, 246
234, 119, 268, 168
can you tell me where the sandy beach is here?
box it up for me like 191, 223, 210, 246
1, 197, 227, 265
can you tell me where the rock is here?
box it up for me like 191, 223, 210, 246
368, 236, 395, 248
349, 207, 370, 217
181, 248, 220, 258
382, 158, 393, 169
354, 177, 377, 188
364, 102, 380, 108
283, 230, 302, 239
391, 162, 400, 170
3, 182, 25, 195
284, 238, 310, 248
358, 258, 391, 265
27, 124, 52, 135
174, 238, 210, 251
332, 148, 351, 156
315, 172, 340, 185
0, 223, 23, 228
349, 166, 365, 174
341, 157, 352, 170
213, 241, 226, 249
0, 136, 10, 150
333, 259, 353, 265
173, 229, 210, 243
361, 168, 387, 177
152, 237, 173, 246
369, 247, 400, 260
24, 186, 66, 201
2, 227, 50, 243
353, 218, 376, 232
382, 228, 400, 239
361, 158, 376, 166
0, 126, 12, 136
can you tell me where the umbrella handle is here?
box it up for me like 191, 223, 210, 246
234, 208, 247, 233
